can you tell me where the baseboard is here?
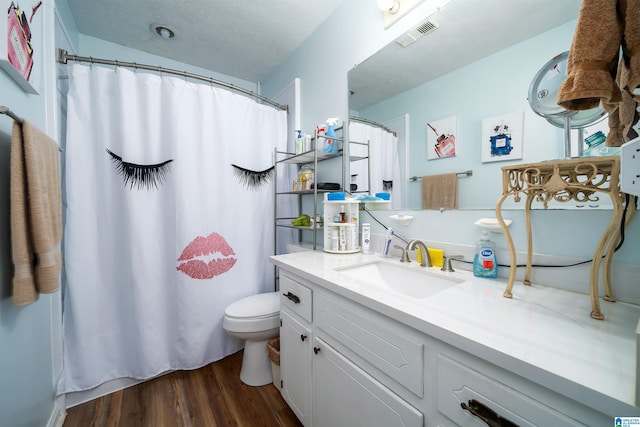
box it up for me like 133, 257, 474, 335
47, 397, 66, 427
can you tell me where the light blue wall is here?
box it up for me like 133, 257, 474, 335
1, 2, 61, 426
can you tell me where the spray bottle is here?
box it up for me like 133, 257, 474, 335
324, 117, 340, 154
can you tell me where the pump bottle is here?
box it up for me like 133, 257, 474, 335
473, 232, 498, 278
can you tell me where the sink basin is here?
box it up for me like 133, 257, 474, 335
335, 261, 463, 299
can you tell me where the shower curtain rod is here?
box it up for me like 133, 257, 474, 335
349, 116, 397, 137
57, 49, 288, 112
410, 170, 473, 181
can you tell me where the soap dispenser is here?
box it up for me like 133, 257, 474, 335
473, 232, 498, 278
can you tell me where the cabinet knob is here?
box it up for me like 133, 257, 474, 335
282, 291, 301, 304
313, 346, 321, 354
300, 334, 307, 341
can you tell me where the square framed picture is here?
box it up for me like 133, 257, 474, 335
0, 1, 41, 93
426, 115, 457, 160
481, 111, 523, 163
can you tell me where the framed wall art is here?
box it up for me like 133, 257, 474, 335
426, 115, 457, 160
1, 1, 42, 94
481, 111, 524, 163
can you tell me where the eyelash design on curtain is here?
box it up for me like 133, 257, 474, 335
231, 164, 275, 191
107, 149, 174, 190
383, 180, 393, 191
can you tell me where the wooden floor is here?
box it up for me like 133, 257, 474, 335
63, 350, 303, 427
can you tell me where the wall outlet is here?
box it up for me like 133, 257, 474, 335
621, 136, 640, 197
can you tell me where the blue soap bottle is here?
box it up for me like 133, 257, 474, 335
473, 232, 498, 278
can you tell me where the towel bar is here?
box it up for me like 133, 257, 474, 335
1, 105, 63, 152
410, 170, 472, 181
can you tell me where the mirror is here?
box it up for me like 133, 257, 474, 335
348, 0, 601, 210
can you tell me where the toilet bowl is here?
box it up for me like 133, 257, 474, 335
223, 291, 280, 386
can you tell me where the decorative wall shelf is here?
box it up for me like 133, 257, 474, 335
495, 156, 635, 320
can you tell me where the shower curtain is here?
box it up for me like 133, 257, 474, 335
349, 122, 400, 208
59, 64, 287, 393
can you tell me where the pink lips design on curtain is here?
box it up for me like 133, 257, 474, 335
177, 232, 237, 279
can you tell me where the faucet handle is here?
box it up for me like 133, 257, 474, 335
441, 255, 464, 272
393, 245, 411, 263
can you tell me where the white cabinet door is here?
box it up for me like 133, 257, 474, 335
281, 310, 313, 426
313, 337, 423, 427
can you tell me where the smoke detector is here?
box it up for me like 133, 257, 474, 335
396, 18, 438, 48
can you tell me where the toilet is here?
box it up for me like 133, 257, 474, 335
223, 291, 280, 386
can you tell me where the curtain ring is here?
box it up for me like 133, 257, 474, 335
114, 59, 118, 72
89, 56, 93, 69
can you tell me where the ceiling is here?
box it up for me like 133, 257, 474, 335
349, 0, 582, 110
64, 0, 345, 83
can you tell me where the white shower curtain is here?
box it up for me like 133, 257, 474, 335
349, 122, 400, 207
60, 64, 287, 393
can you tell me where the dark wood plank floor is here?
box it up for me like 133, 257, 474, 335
63, 350, 303, 427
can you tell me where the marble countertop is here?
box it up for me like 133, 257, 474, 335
270, 250, 640, 416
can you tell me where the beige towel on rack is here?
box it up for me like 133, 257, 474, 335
10, 120, 62, 306
421, 173, 457, 210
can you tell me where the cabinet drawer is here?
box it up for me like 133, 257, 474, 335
315, 292, 423, 397
280, 272, 312, 323
437, 354, 583, 427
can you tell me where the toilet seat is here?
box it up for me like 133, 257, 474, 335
225, 292, 280, 319
223, 292, 280, 333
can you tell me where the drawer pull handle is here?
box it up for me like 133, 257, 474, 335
282, 291, 301, 304
313, 346, 321, 354
460, 399, 519, 427
300, 334, 307, 341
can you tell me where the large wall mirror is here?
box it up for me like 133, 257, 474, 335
347, 0, 612, 210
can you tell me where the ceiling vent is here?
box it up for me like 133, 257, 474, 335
396, 19, 438, 48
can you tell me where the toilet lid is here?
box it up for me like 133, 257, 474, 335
225, 292, 280, 319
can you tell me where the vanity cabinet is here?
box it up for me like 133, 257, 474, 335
276, 265, 622, 427
280, 270, 422, 427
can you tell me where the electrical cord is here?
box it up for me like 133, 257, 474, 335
362, 195, 636, 269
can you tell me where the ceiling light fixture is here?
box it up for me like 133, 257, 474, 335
152, 24, 176, 40
377, 0, 401, 14
379, 0, 454, 29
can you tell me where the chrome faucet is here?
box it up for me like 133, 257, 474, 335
406, 240, 431, 267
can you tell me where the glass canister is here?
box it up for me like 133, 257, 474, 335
298, 165, 314, 190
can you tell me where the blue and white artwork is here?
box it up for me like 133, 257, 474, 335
481, 112, 524, 163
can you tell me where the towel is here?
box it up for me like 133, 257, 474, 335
556, 0, 622, 111
421, 173, 457, 210
10, 120, 62, 306
557, 0, 640, 145
606, 56, 640, 146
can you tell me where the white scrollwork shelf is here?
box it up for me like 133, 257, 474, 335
495, 156, 634, 320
